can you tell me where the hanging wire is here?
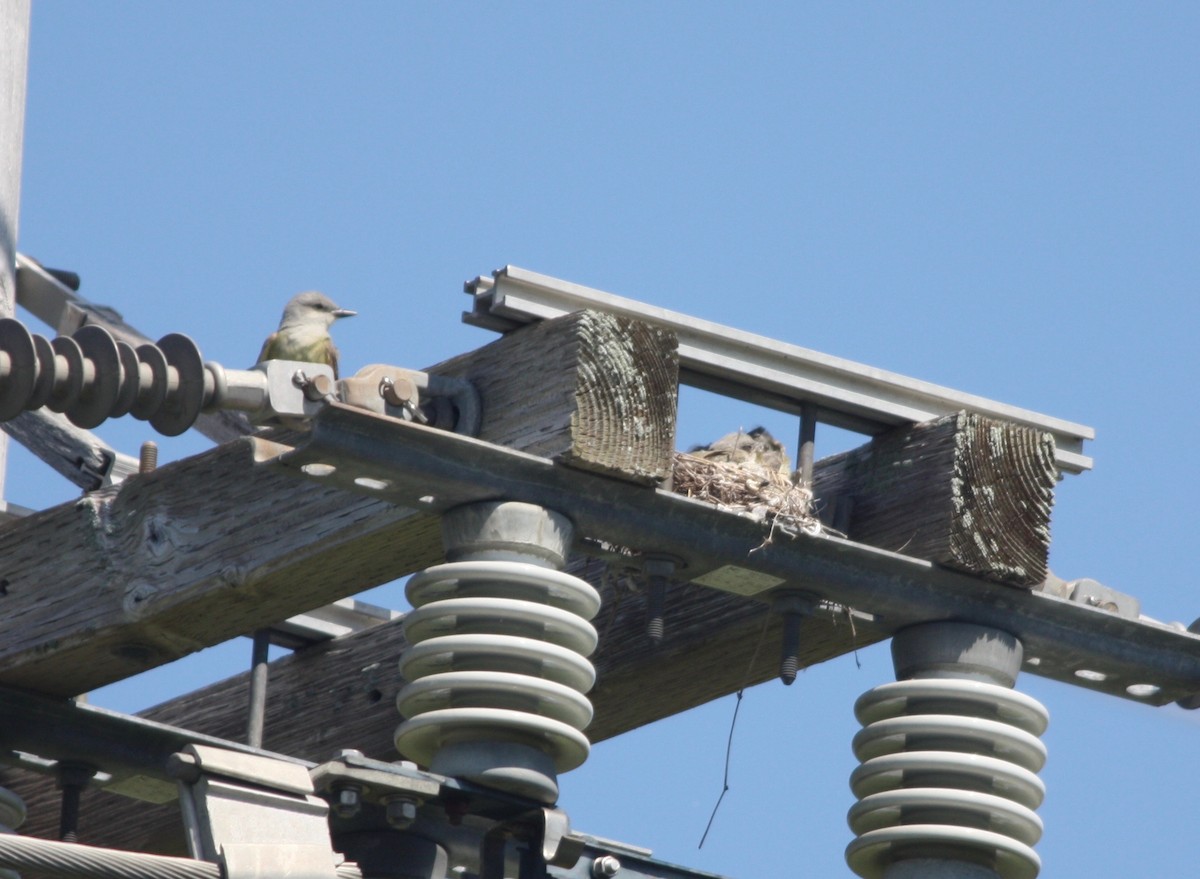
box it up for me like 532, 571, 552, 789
698, 607, 774, 849
698, 692, 741, 849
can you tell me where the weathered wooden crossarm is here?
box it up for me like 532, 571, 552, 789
2, 409, 139, 490
0, 310, 679, 696
3, 560, 888, 852
0, 306, 1076, 854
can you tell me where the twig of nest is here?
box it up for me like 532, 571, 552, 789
671, 452, 822, 538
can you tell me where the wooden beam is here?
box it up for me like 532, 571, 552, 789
0, 310, 678, 696
2, 409, 139, 490
0, 315, 1059, 852
3, 555, 887, 853
0, 413, 1057, 851
812, 411, 1057, 586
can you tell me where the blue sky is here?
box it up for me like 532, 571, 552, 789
9, 3, 1200, 877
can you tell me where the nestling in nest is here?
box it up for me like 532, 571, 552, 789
672, 442, 822, 538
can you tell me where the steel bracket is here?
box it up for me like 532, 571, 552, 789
482, 806, 587, 879
253, 404, 1200, 707
1067, 577, 1141, 619
171, 744, 343, 879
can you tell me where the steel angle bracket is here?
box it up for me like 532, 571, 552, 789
252, 402, 1200, 707
171, 744, 344, 879
464, 266, 1094, 474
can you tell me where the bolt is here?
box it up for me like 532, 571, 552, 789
643, 556, 676, 646
330, 784, 363, 820
297, 372, 334, 401
591, 856, 621, 878
384, 795, 419, 829
379, 375, 417, 408
773, 592, 813, 686
138, 441, 158, 473
780, 650, 800, 685
646, 610, 665, 645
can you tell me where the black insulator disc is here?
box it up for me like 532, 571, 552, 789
27, 333, 57, 411
47, 336, 85, 413
112, 342, 141, 418
0, 319, 37, 422
150, 333, 205, 436
130, 343, 167, 421
69, 325, 121, 429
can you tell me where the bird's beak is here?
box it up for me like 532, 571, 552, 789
333, 308, 357, 319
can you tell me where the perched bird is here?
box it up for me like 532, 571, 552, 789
689, 426, 791, 474
257, 291, 356, 378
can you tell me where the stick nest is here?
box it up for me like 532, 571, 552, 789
671, 452, 822, 537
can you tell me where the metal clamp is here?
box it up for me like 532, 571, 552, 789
482, 806, 587, 879
170, 744, 344, 879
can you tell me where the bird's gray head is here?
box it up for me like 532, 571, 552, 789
278, 291, 356, 330
690, 426, 790, 471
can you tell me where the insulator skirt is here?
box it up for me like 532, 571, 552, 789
846, 678, 1049, 879
395, 560, 600, 775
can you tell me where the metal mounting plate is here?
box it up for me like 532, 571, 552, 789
253, 403, 1200, 707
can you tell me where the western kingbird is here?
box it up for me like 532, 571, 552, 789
689, 426, 790, 473
257, 291, 356, 378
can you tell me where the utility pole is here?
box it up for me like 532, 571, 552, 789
0, 0, 31, 496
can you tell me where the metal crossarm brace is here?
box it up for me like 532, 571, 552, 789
464, 266, 1094, 474
254, 404, 1200, 706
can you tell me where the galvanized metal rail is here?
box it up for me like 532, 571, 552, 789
254, 404, 1199, 708
464, 266, 1094, 474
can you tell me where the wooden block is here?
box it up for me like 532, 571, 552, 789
813, 411, 1057, 586
436, 310, 678, 484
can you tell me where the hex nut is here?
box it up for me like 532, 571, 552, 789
384, 796, 419, 829
591, 855, 621, 878
331, 785, 363, 819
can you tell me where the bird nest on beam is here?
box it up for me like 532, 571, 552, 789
671, 452, 822, 538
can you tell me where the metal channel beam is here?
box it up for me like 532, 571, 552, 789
464, 266, 1094, 474
0, 687, 312, 804
553, 838, 729, 879
255, 404, 1196, 707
